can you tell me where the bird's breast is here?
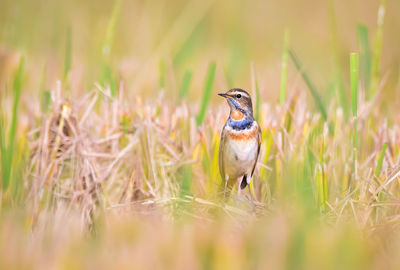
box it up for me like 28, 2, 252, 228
225, 121, 259, 141
222, 122, 259, 178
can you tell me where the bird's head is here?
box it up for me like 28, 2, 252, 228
218, 88, 253, 118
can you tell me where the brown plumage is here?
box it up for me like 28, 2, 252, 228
218, 88, 261, 201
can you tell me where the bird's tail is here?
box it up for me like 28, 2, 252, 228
240, 175, 249, 189
240, 177, 247, 189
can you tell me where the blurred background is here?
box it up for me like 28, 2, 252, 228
1, 0, 399, 103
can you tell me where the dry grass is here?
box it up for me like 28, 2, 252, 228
0, 77, 397, 269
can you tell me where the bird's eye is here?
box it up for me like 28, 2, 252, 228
236, 94, 241, 99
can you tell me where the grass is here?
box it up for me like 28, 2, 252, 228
279, 29, 289, 105
350, 53, 359, 147
328, 0, 349, 119
1, 58, 24, 197
288, 49, 328, 123
371, 0, 386, 99
350, 53, 359, 192
101, 0, 122, 97
375, 142, 387, 178
1, 0, 400, 269
178, 69, 192, 99
250, 62, 261, 122
196, 61, 216, 126
357, 24, 371, 94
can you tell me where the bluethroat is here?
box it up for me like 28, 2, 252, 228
218, 88, 261, 200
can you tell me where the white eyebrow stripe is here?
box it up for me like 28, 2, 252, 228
231, 91, 250, 98
240, 92, 250, 98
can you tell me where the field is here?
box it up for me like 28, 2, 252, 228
1, 0, 400, 269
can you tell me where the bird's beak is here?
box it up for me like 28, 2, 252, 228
218, 93, 231, 98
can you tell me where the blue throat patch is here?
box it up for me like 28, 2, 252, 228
228, 118, 253, 130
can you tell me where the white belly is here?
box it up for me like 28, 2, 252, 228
223, 137, 258, 179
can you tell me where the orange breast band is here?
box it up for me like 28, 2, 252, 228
226, 125, 258, 141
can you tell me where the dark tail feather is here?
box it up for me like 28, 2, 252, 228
240, 175, 247, 189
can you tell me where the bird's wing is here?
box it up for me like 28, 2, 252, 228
251, 123, 262, 177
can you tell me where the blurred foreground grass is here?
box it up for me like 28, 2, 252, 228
1, 0, 400, 269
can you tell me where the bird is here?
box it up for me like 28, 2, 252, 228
218, 88, 261, 201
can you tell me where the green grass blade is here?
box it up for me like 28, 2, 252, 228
0, 117, 6, 185
173, 21, 205, 68
350, 53, 359, 119
10, 135, 27, 203
357, 24, 371, 94
328, 0, 349, 118
350, 53, 359, 185
335, 74, 348, 118
2, 58, 24, 191
40, 91, 51, 114
196, 61, 216, 126
375, 142, 388, 205
101, 64, 117, 97
288, 49, 328, 122
375, 142, 387, 177
102, 0, 122, 57
8, 57, 24, 168
39, 65, 51, 113
350, 53, 359, 149
280, 29, 289, 105
100, 0, 122, 97
175, 164, 193, 215
371, 0, 386, 98
63, 26, 72, 80
178, 70, 192, 99
178, 165, 192, 197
